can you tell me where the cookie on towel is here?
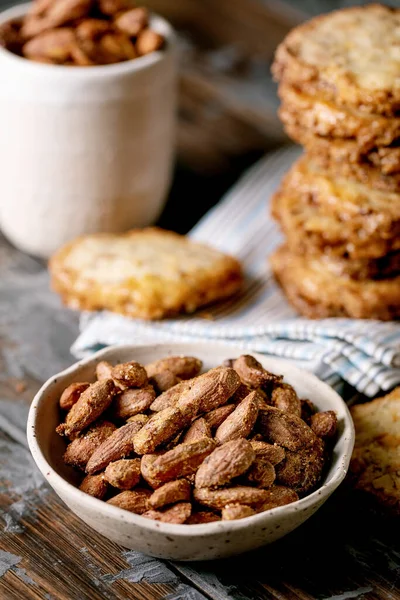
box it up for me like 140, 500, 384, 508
50, 228, 242, 319
350, 388, 400, 515
270, 245, 400, 320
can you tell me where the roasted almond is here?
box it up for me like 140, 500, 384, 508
271, 383, 301, 417
142, 502, 191, 524
133, 407, 187, 455
195, 439, 255, 488
182, 417, 211, 443
79, 473, 108, 499
86, 419, 145, 474
104, 458, 141, 489
59, 382, 90, 411
257, 405, 317, 451
149, 479, 191, 509
142, 438, 216, 487
107, 488, 151, 514
194, 486, 269, 510
63, 419, 116, 470
215, 391, 259, 444
56, 379, 118, 438
112, 385, 155, 420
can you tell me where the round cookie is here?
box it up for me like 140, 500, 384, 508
283, 121, 400, 177
278, 83, 400, 150
273, 4, 400, 116
271, 156, 400, 260
317, 251, 400, 282
304, 140, 400, 194
270, 245, 400, 321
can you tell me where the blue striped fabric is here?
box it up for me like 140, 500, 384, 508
72, 146, 400, 398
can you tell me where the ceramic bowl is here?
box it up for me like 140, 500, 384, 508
27, 343, 354, 561
0, 4, 176, 258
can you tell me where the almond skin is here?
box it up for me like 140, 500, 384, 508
56, 379, 118, 438
59, 382, 90, 411
107, 488, 151, 514
63, 420, 116, 470
96, 361, 114, 381
86, 419, 146, 474
276, 437, 325, 494
79, 474, 108, 499
233, 355, 283, 388
271, 383, 301, 417
222, 504, 255, 520
250, 441, 285, 465
311, 411, 337, 439
104, 458, 141, 490
245, 457, 276, 489
204, 404, 235, 429
195, 439, 255, 488
182, 418, 211, 443
257, 405, 317, 451
215, 391, 259, 444
142, 502, 191, 524
257, 486, 299, 511
145, 356, 202, 380
133, 407, 187, 455
176, 367, 241, 418
194, 486, 269, 510
112, 385, 155, 420
142, 438, 216, 487
111, 361, 147, 390
149, 479, 191, 509
150, 381, 189, 412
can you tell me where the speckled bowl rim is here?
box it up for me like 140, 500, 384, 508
0, 3, 176, 77
27, 342, 355, 537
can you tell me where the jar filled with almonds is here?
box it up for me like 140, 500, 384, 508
0, 0, 176, 258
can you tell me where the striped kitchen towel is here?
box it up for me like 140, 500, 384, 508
71, 145, 400, 398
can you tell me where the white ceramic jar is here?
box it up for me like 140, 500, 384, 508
0, 4, 177, 258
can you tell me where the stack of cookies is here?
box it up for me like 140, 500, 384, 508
269, 4, 400, 320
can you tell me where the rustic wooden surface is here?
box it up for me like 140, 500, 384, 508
0, 238, 399, 600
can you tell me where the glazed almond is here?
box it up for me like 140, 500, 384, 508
215, 391, 259, 444
195, 439, 255, 488
86, 419, 146, 474
56, 379, 118, 438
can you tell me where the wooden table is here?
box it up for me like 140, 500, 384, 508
0, 1, 399, 598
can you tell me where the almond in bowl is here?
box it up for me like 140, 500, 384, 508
27, 343, 354, 560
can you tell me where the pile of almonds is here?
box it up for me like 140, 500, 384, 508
56, 354, 338, 524
0, 0, 164, 66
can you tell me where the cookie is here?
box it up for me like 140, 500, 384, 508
316, 251, 400, 282
278, 83, 400, 150
350, 388, 400, 514
305, 140, 400, 194
273, 4, 400, 116
270, 245, 400, 320
271, 156, 400, 260
50, 228, 243, 319
283, 121, 400, 177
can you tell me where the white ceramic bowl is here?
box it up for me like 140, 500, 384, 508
27, 343, 354, 561
0, 4, 177, 258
